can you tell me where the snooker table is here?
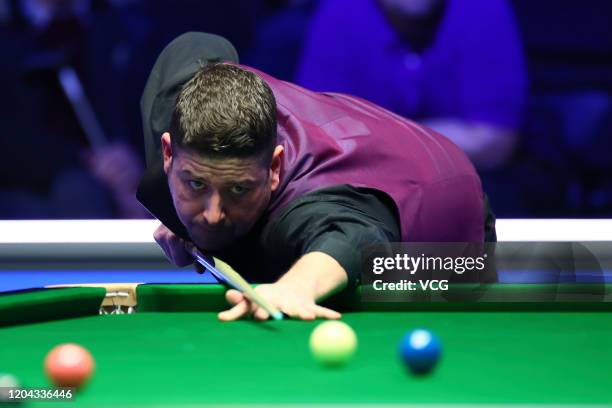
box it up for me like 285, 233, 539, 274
1, 283, 612, 407
1, 219, 612, 407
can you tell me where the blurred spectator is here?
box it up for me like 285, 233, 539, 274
243, 0, 318, 81
297, 0, 527, 170
0, 0, 148, 218
513, 0, 612, 216
1, 0, 608, 219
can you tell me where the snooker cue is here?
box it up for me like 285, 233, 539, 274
188, 245, 284, 321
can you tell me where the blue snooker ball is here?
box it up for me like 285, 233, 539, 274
399, 329, 441, 374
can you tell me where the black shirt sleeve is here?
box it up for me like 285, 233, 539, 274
261, 185, 401, 288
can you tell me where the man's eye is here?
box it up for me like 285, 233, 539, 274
188, 180, 206, 191
230, 185, 248, 195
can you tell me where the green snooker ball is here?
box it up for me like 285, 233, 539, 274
309, 321, 357, 367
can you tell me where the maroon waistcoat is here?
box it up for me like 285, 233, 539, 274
242, 65, 484, 242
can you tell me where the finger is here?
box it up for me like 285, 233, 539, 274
156, 242, 176, 265
153, 225, 166, 244
225, 289, 245, 306
281, 305, 302, 320
156, 243, 172, 263
277, 301, 316, 320
154, 227, 187, 266
314, 305, 342, 320
218, 299, 250, 321
168, 236, 192, 266
253, 306, 270, 321
297, 307, 316, 321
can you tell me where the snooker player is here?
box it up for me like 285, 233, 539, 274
137, 32, 495, 321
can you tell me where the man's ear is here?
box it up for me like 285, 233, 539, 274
269, 145, 284, 192
161, 132, 173, 174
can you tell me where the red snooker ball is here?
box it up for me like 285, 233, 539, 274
44, 343, 94, 389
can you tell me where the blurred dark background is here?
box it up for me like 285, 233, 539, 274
0, 0, 610, 220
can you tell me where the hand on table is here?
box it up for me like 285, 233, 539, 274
154, 228, 347, 321
218, 282, 341, 321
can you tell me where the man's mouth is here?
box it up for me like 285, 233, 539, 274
191, 224, 230, 240
190, 231, 229, 251
200, 224, 227, 234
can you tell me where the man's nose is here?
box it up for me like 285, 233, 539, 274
202, 191, 226, 225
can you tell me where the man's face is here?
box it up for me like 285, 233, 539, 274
161, 133, 283, 251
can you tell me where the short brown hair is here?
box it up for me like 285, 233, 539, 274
170, 63, 277, 162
